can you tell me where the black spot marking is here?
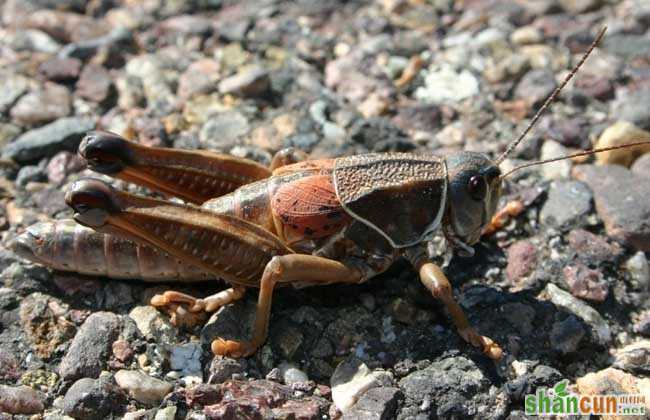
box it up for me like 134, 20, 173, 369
327, 211, 343, 219
291, 224, 299, 229
323, 224, 330, 230
304, 227, 315, 236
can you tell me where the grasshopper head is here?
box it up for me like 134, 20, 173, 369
445, 152, 502, 249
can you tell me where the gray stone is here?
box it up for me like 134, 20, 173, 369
170, 342, 203, 377
199, 111, 249, 150
515, 69, 557, 108
540, 180, 592, 229
544, 283, 611, 344
8, 29, 61, 53
208, 357, 247, 384
10, 83, 71, 126
343, 387, 401, 420
15, 164, 46, 187
3, 116, 95, 163
114, 370, 173, 405
572, 164, 650, 251
603, 34, 650, 61
58, 312, 121, 381
611, 89, 650, 130
0, 73, 29, 113
63, 376, 127, 420
631, 153, 650, 178
128, 305, 178, 344
278, 362, 309, 385
218, 65, 270, 97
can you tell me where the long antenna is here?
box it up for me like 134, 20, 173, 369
494, 27, 607, 165
500, 140, 650, 179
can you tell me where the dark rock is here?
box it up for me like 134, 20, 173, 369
58, 312, 121, 381
38, 57, 83, 82
343, 387, 401, 420
202, 300, 255, 351
9, 83, 71, 126
349, 117, 414, 152
550, 314, 586, 355
392, 104, 442, 133
506, 240, 538, 283
218, 66, 270, 97
515, 69, 557, 108
540, 180, 592, 229
0, 385, 45, 414
502, 302, 536, 335
572, 164, 650, 251
2, 262, 51, 295
3, 116, 95, 163
567, 229, 623, 265
76, 64, 115, 104
506, 365, 563, 402
63, 376, 127, 420
398, 356, 490, 418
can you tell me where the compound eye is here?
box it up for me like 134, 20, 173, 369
467, 175, 487, 201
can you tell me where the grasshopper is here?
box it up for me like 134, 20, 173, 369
9, 28, 649, 360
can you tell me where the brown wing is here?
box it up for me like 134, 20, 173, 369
333, 153, 447, 248
271, 174, 350, 245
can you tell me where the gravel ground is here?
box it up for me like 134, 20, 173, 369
1, 0, 650, 419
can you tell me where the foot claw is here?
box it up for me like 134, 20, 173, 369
150, 291, 207, 328
459, 328, 503, 360
211, 338, 257, 358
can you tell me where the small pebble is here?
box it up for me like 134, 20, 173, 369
114, 369, 173, 405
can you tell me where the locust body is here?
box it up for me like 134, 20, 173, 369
11, 131, 505, 358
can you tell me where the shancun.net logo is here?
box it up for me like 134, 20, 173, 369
525, 380, 646, 416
